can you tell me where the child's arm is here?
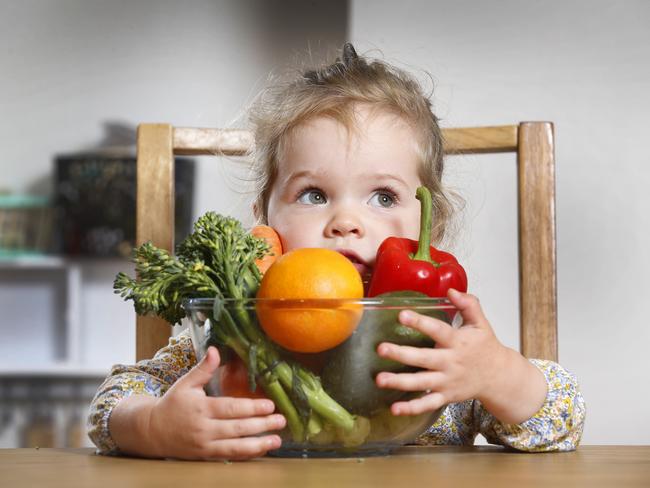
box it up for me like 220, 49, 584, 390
87, 332, 192, 455
375, 289, 585, 451
88, 332, 285, 460
476, 358, 585, 451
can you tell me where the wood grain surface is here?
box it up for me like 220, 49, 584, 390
1, 446, 648, 488
517, 122, 558, 361
173, 127, 254, 156
443, 125, 518, 154
136, 124, 174, 361
168, 125, 520, 156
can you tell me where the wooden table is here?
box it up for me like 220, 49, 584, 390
1, 446, 648, 487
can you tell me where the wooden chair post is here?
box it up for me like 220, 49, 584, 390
135, 124, 174, 361
517, 122, 558, 361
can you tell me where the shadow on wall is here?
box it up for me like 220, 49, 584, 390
253, 0, 349, 70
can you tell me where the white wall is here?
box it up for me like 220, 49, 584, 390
350, 0, 650, 444
1, 0, 346, 368
1, 0, 347, 219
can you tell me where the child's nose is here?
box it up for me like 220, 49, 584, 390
324, 212, 364, 238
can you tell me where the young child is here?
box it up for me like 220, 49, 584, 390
88, 44, 585, 460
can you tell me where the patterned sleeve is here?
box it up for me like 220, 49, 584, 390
415, 359, 586, 451
86, 329, 197, 455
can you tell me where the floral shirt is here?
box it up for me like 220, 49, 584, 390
87, 330, 585, 454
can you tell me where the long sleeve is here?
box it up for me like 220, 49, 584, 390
415, 359, 585, 451
86, 330, 197, 454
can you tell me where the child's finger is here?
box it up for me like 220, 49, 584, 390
376, 342, 448, 370
398, 310, 455, 347
181, 346, 221, 389
376, 370, 444, 392
204, 435, 282, 460
210, 414, 286, 440
391, 392, 446, 416
447, 288, 486, 326
208, 397, 276, 419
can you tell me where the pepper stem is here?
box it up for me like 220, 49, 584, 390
411, 186, 439, 266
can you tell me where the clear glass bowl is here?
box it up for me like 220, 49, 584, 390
185, 296, 458, 458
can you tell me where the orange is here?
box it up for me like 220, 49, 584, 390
256, 248, 364, 353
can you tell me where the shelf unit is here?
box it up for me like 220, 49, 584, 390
0, 364, 109, 379
0, 255, 84, 376
0, 256, 111, 448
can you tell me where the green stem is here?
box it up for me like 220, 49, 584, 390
412, 186, 438, 265
221, 256, 356, 436
219, 308, 251, 349
220, 263, 310, 440
260, 375, 305, 442
306, 412, 324, 439
264, 355, 356, 432
225, 270, 267, 345
221, 333, 306, 442
242, 264, 261, 298
250, 262, 263, 284
233, 298, 267, 345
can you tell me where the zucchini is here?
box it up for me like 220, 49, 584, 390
321, 291, 451, 416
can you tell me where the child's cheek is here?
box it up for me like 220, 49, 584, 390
268, 211, 323, 251
281, 237, 313, 252
272, 226, 306, 253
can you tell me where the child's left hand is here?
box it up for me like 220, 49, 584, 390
375, 288, 547, 424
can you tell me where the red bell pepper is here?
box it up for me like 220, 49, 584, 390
367, 186, 468, 297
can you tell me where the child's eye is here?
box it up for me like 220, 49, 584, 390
369, 188, 398, 208
297, 187, 328, 205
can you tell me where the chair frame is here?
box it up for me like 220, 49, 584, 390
135, 122, 557, 362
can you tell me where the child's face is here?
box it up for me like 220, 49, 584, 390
266, 107, 423, 283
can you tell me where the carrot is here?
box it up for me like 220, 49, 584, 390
251, 225, 283, 274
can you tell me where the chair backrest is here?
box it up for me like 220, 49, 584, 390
135, 122, 557, 362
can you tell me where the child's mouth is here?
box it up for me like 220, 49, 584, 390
350, 261, 370, 275
336, 249, 371, 278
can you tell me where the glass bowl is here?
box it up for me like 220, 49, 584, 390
185, 295, 458, 458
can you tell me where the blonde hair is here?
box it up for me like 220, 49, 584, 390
249, 44, 456, 244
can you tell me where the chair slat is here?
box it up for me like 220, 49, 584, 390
517, 122, 558, 361
173, 127, 253, 156
136, 124, 174, 361
443, 125, 518, 154
169, 125, 519, 156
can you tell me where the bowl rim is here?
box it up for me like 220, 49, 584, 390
183, 296, 455, 309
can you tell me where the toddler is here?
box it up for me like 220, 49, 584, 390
88, 44, 585, 460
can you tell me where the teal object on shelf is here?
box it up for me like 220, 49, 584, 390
0, 195, 49, 208
0, 194, 52, 256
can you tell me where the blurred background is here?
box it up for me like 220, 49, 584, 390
1, 0, 648, 448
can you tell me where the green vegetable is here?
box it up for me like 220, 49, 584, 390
321, 291, 450, 416
114, 212, 357, 443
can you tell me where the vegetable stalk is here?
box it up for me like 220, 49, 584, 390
114, 212, 357, 442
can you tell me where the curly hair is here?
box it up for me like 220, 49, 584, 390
249, 43, 456, 244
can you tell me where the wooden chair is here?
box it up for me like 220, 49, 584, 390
135, 123, 557, 363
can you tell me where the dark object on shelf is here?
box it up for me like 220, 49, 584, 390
54, 154, 195, 258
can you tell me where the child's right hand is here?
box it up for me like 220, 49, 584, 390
147, 346, 286, 460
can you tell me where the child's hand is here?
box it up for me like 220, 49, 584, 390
148, 346, 286, 461
375, 288, 546, 424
